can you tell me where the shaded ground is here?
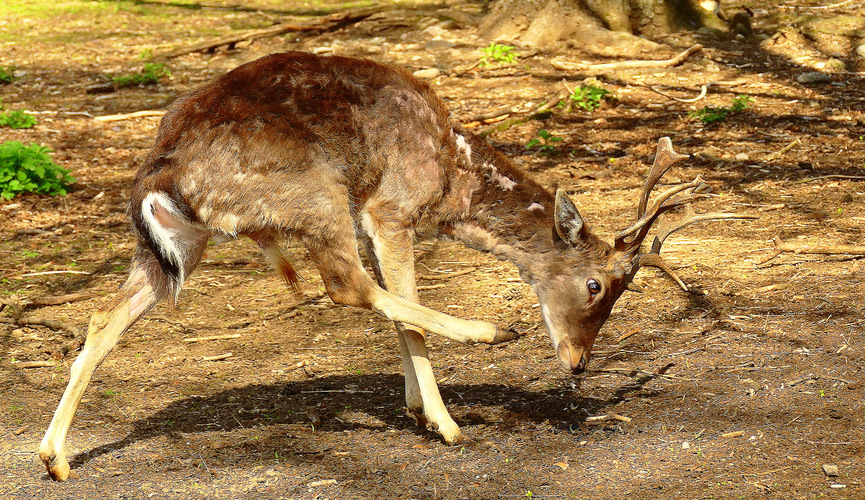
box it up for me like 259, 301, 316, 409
1, 1, 863, 498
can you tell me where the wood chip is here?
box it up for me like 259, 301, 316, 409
308, 479, 337, 487
553, 462, 569, 470
585, 415, 609, 422
722, 430, 746, 438
822, 464, 839, 477
13, 425, 28, 435
610, 413, 632, 423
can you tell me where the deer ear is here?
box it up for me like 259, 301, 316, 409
554, 189, 586, 246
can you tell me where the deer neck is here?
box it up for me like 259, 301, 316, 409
444, 131, 558, 283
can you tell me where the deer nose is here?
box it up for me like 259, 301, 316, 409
557, 342, 590, 375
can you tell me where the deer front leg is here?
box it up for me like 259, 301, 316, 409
39, 264, 159, 480
361, 219, 463, 444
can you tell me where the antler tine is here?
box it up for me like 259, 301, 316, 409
614, 177, 708, 251
637, 137, 690, 218
649, 210, 757, 255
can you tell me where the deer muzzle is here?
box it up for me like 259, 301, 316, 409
556, 341, 590, 375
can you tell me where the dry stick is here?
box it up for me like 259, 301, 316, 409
29, 292, 95, 307
202, 353, 233, 361
183, 333, 242, 343
759, 236, 865, 265
159, 6, 381, 59
617, 328, 641, 343
0, 316, 84, 337
459, 105, 524, 124
549, 44, 702, 72
0, 315, 87, 358
588, 367, 696, 381
479, 89, 569, 138
644, 79, 747, 104
788, 174, 865, 186
94, 110, 166, 123
18, 270, 90, 277
12, 360, 57, 369
761, 138, 801, 161
416, 267, 477, 281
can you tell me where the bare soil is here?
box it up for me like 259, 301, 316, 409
1, 1, 863, 499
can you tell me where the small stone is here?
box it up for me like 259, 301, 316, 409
681, 441, 691, 450
734, 152, 749, 161
825, 58, 846, 71
425, 39, 456, 50
413, 68, 441, 79
797, 72, 832, 84
856, 45, 865, 58
312, 46, 334, 55
822, 464, 839, 477
422, 25, 445, 37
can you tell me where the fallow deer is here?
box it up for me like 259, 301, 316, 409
39, 51, 746, 480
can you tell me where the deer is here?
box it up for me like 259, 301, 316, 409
39, 51, 747, 481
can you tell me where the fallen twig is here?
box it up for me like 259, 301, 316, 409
761, 138, 801, 161
202, 353, 234, 361
94, 110, 166, 123
183, 333, 242, 343
788, 174, 865, 186
788, 373, 853, 386
587, 367, 696, 381
159, 7, 381, 59
479, 89, 569, 138
617, 328, 641, 343
644, 79, 746, 103
29, 292, 95, 307
759, 236, 865, 265
416, 267, 477, 281
12, 360, 57, 369
550, 44, 702, 73
0, 316, 84, 337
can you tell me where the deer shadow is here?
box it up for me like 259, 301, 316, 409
67, 372, 660, 470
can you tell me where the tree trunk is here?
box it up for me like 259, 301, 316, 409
479, 0, 725, 54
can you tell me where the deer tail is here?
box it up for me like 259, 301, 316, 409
132, 191, 208, 302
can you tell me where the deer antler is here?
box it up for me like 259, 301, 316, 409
615, 137, 756, 290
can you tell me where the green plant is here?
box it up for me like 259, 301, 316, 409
690, 94, 752, 124
0, 141, 75, 199
526, 129, 562, 155
480, 42, 517, 66
0, 65, 14, 84
112, 62, 170, 87
568, 84, 613, 111
0, 109, 36, 129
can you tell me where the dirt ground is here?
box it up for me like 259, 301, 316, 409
1, 1, 863, 499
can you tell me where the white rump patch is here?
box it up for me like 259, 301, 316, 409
141, 192, 186, 280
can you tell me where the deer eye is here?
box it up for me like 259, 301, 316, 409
587, 279, 601, 295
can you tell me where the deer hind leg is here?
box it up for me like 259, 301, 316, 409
361, 219, 462, 444
39, 239, 204, 480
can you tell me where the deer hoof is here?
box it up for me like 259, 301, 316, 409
443, 431, 472, 446
40, 452, 72, 481
491, 327, 519, 344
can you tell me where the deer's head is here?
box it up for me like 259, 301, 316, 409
534, 138, 747, 374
